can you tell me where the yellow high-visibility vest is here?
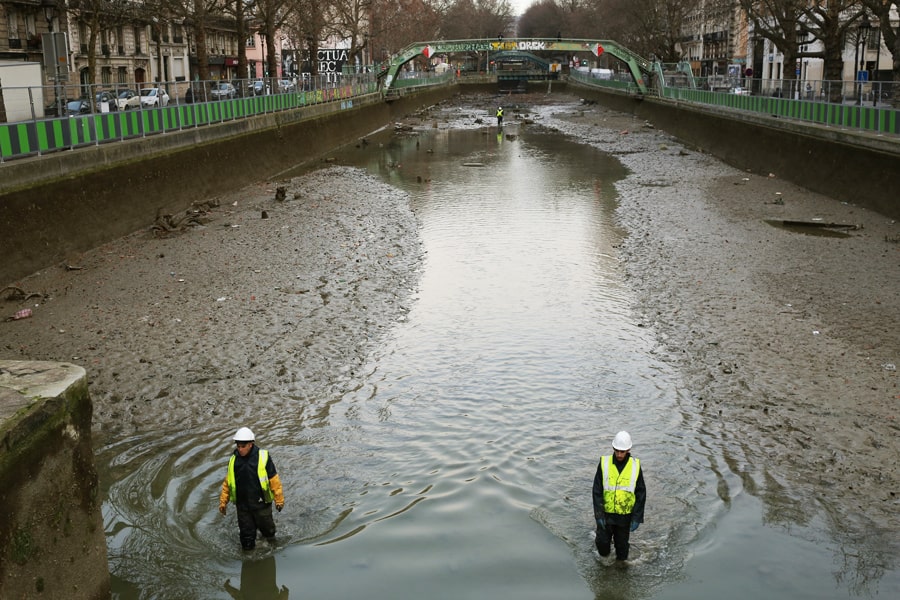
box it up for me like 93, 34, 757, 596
601, 455, 640, 514
226, 449, 274, 503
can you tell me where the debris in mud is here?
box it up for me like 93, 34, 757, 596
4, 308, 32, 321
1, 286, 45, 303
152, 201, 218, 236
780, 219, 861, 230
274, 187, 286, 202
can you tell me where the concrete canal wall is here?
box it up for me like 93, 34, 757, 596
568, 82, 900, 221
3, 79, 899, 288
0, 85, 455, 287
0, 361, 109, 599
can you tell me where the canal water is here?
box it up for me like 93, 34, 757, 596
102, 119, 900, 599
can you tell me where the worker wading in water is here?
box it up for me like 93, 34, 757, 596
219, 427, 285, 550
496, 106, 504, 127
592, 430, 646, 561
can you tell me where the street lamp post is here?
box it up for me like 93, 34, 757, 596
855, 14, 870, 105
871, 18, 881, 106
41, 0, 63, 116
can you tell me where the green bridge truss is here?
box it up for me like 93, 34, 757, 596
382, 38, 653, 95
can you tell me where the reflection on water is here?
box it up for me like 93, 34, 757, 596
102, 119, 900, 599
223, 557, 289, 600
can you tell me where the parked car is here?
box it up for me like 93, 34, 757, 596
136, 87, 170, 108
250, 80, 265, 96
95, 90, 119, 111
65, 98, 92, 116
211, 82, 237, 99
277, 79, 296, 93
116, 89, 137, 110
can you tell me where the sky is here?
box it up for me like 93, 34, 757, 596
510, 0, 534, 17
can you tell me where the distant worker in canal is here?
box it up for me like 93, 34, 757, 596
592, 430, 646, 562
496, 106, 504, 127
219, 427, 285, 550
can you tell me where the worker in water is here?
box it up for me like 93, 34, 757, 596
592, 430, 646, 561
219, 427, 285, 550
496, 106, 504, 127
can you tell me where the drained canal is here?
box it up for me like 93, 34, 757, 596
91, 107, 899, 599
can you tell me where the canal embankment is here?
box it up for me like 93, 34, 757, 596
568, 81, 900, 221
0, 360, 109, 599
0, 85, 454, 287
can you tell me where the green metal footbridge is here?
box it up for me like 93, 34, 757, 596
381, 38, 654, 95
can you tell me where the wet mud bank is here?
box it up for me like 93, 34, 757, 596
0, 92, 897, 588
572, 84, 900, 220
534, 97, 899, 544
0, 86, 454, 287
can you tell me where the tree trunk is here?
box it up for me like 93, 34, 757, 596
822, 43, 845, 103
266, 12, 278, 80
0, 78, 8, 123
193, 0, 210, 82
236, 0, 248, 81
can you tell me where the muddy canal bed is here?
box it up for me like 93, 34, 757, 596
1, 93, 898, 598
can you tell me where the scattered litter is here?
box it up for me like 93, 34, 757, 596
462, 162, 485, 167
813, 330, 820, 335
216, 297, 228, 302
884, 363, 897, 371
781, 220, 861, 230
5, 308, 33, 321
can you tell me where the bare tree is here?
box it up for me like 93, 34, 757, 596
329, 0, 374, 68
439, 0, 513, 40
861, 0, 900, 107
68, 0, 136, 87
517, 1, 567, 39
281, 0, 327, 75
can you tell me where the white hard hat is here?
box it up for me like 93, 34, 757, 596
234, 427, 255, 442
612, 431, 632, 451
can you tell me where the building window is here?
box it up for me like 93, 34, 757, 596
118, 66, 128, 84
7, 8, 20, 41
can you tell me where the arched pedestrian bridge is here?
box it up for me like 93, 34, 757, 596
381, 38, 655, 94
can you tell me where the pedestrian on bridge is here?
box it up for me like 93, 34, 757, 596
592, 430, 646, 562
496, 106, 504, 127
219, 427, 285, 550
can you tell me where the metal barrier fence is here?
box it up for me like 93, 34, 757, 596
0, 74, 378, 163
571, 70, 900, 136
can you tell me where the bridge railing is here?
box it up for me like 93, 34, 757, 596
569, 69, 642, 94
390, 70, 455, 90
0, 74, 379, 163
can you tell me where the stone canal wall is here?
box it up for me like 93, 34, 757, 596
0, 85, 456, 287
0, 361, 109, 599
570, 82, 900, 221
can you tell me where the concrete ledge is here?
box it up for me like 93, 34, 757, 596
0, 360, 109, 599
